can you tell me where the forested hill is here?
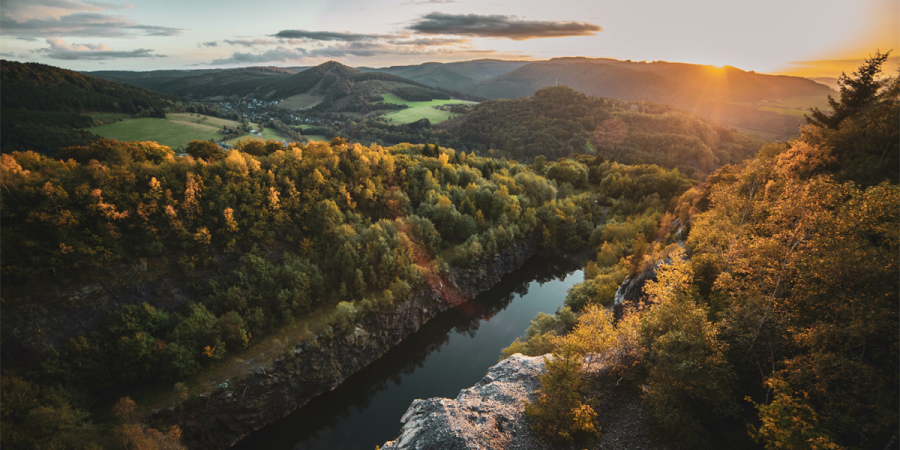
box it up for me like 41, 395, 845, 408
89, 66, 299, 100
0, 60, 178, 154
359, 59, 529, 90
501, 53, 899, 449
1, 61, 175, 112
256, 60, 482, 107
452, 85, 766, 178
465, 57, 835, 139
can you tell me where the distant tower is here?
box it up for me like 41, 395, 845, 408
555, 77, 558, 86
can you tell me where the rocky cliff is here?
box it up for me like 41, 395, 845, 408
381, 353, 676, 450
382, 354, 549, 450
158, 239, 540, 449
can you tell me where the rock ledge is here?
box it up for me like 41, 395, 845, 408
382, 353, 549, 450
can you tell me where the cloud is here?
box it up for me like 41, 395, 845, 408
35, 37, 165, 60
199, 41, 218, 47
389, 37, 469, 46
408, 12, 601, 40
0, 1, 182, 39
205, 39, 506, 65
208, 47, 309, 65
224, 39, 278, 47
272, 30, 383, 42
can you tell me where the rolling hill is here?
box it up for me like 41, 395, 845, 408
464, 57, 835, 139
253, 61, 483, 114
1, 60, 178, 154
88, 66, 300, 100
451, 85, 766, 178
359, 59, 528, 90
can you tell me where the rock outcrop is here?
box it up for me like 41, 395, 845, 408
382, 354, 549, 450
381, 352, 677, 450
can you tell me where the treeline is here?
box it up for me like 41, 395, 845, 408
0, 131, 696, 448
454, 86, 765, 178
508, 52, 899, 449
0, 61, 239, 155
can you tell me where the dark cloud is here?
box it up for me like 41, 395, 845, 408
409, 13, 601, 40
199, 41, 218, 47
224, 39, 277, 47
36, 37, 165, 60
0, 12, 182, 38
272, 30, 382, 42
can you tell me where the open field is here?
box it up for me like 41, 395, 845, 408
377, 93, 476, 124
225, 127, 293, 145
88, 113, 127, 124
378, 93, 477, 108
382, 107, 463, 124
276, 93, 324, 110
759, 106, 809, 117
90, 113, 243, 149
727, 94, 830, 119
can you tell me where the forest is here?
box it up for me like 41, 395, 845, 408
504, 52, 899, 449
0, 47, 895, 450
0, 61, 240, 156
0, 114, 696, 448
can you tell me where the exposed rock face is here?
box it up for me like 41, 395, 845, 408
382, 354, 549, 450
614, 245, 685, 312
382, 353, 678, 450
162, 239, 540, 449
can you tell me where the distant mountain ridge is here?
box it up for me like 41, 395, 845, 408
88, 66, 300, 100
359, 59, 529, 90
464, 57, 835, 138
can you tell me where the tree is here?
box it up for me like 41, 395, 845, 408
807, 50, 891, 129
748, 378, 844, 450
186, 140, 224, 161
524, 345, 600, 444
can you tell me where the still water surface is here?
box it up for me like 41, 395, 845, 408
233, 256, 584, 450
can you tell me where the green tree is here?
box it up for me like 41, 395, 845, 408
186, 140, 224, 161
807, 50, 891, 129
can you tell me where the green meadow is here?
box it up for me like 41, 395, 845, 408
377, 93, 477, 124
90, 113, 242, 149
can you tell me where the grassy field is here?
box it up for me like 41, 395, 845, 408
382, 108, 462, 124
305, 135, 327, 142
88, 113, 127, 124
378, 93, 477, 108
90, 113, 243, 149
225, 127, 293, 145
759, 106, 810, 118
276, 93, 324, 110
377, 93, 476, 124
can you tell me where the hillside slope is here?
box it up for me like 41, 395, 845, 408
361, 59, 529, 90
89, 66, 300, 100
467, 58, 835, 139
1, 60, 178, 154
451, 85, 765, 178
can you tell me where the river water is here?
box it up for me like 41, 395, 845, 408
232, 256, 584, 450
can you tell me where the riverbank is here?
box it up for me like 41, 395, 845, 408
156, 238, 550, 449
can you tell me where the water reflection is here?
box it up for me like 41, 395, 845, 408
233, 256, 584, 450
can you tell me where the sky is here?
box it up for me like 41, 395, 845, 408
0, 0, 897, 79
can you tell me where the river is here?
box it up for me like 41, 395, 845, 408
232, 256, 584, 450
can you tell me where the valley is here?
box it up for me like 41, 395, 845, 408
0, 16, 896, 449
